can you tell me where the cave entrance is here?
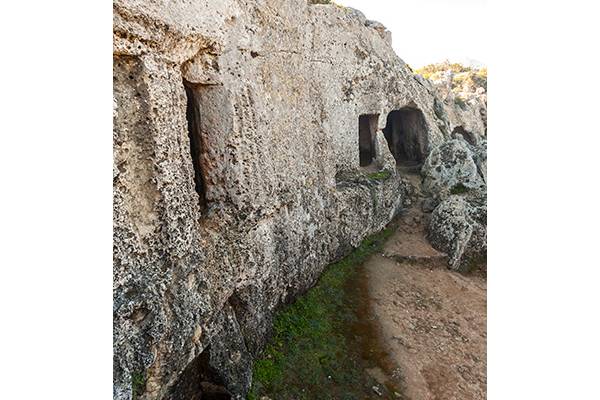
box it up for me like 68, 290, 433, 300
383, 107, 428, 165
358, 114, 379, 167
184, 80, 208, 212
167, 345, 232, 400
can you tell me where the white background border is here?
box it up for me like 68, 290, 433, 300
1, 0, 598, 398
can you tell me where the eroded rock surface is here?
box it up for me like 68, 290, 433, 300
428, 193, 487, 271
421, 139, 486, 202
113, 1, 487, 399
417, 62, 488, 137
422, 137, 487, 271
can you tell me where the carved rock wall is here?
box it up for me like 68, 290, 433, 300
113, 1, 486, 398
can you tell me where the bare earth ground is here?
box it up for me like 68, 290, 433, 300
250, 169, 486, 399
363, 172, 487, 400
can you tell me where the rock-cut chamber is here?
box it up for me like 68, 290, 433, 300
383, 107, 428, 165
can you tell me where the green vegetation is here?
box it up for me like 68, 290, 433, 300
454, 96, 467, 109
415, 61, 487, 95
367, 170, 391, 181
131, 371, 146, 400
416, 61, 471, 77
450, 183, 469, 195
248, 225, 398, 399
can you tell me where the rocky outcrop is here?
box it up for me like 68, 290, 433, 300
428, 193, 487, 271
422, 136, 487, 271
113, 1, 486, 399
416, 62, 487, 136
471, 139, 487, 184
421, 139, 486, 202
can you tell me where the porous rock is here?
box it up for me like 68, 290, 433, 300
472, 139, 487, 183
113, 1, 486, 399
423, 137, 487, 271
421, 139, 486, 201
428, 193, 487, 271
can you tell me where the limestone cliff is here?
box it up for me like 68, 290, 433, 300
416, 61, 488, 137
113, 1, 486, 399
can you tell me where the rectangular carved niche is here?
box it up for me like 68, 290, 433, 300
359, 114, 379, 167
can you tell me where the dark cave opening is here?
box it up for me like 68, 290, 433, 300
382, 107, 428, 165
358, 114, 379, 167
184, 81, 209, 212
167, 345, 231, 400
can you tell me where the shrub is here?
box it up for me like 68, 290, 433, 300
367, 170, 391, 181
415, 61, 487, 93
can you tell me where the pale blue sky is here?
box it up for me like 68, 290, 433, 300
338, 0, 487, 68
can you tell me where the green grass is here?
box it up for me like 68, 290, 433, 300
367, 170, 391, 181
248, 225, 396, 399
131, 371, 146, 400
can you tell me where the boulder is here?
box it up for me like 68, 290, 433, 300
428, 193, 487, 271
471, 139, 487, 183
422, 139, 485, 202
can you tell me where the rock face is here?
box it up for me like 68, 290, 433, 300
113, 1, 486, 399
428, 193, 487, 271
422, 136, 487, 271
416, 62, 488, 137
421, 139, 486, 202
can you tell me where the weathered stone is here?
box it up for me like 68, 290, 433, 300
421, 197, 437, 213
113, 1, 486, 399
428, 193, 487, 271
422, 137, 487, 271
202, 303, 252, 399
472, 140, 487, 183
422, 139, 486, 201
419, 63, 488, 138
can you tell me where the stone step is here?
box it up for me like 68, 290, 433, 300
385, 253, 449, 269
396, 162, 423, 174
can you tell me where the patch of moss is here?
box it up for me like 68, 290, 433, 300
454, 96, 467, 109
131, 371, 146, 400
248, 226, 396, 399
367, 170, 391, 181
450, 183, 469, 195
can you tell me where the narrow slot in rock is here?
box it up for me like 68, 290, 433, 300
184, 81, 208, 212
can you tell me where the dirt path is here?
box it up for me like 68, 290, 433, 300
363, 171, 487, 400
249, 170, 486, 400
